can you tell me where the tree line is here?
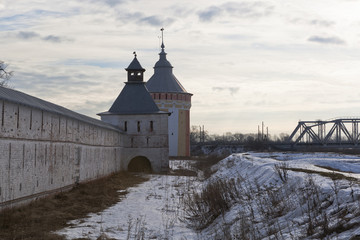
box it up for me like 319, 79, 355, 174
190, 125, 289, 146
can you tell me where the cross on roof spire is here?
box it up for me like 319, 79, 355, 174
160, 28, 165, 50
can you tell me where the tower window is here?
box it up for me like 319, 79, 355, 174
137, 72, 141, 76
124, 121, 127, 132
137, 121, 140, 132
131, 72, 135, 76
150, 121, 153, 132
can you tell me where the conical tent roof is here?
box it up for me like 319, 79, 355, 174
99, 54, 162, 115
126, 54, 145, 71
107, 83, 160, 114
146, 44, 189, 94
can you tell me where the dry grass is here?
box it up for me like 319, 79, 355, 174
182, 178, 240, 230
170, 168, 198, 176
0, 172, 148, 240
193, 155, 225, 179
314, 164, 354, 173
286, 167, 358, 182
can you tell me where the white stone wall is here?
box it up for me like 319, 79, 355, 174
101, 113, 169, 172
0, 100, 122, 210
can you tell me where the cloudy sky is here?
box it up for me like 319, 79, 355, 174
1, 0, 360, 135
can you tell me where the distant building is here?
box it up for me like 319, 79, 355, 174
146, 37, 192, 157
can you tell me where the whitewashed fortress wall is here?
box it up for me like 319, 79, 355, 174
0, 54, 171, 211
0, 98, 123, 210
101, 114, 169, 172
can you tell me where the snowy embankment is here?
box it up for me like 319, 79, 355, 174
57, 153, 360, 239
196, 152, 360, 239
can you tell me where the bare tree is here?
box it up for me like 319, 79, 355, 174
0, 61, 13, 87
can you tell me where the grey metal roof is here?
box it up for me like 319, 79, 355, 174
0, 86, 120, 131
100, 82, 163, 115
146, 48, 190, 94
126, 56, 145, 71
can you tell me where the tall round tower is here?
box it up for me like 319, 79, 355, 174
146, 30, 192, 157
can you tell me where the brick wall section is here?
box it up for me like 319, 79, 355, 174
0, 100, 122, 209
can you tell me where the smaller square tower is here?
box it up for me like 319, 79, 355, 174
98, 53, 169, 173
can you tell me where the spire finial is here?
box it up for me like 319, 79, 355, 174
160, 28, 165, 50
133, 51, 137, 58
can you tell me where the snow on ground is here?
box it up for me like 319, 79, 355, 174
203, 152, 360, 239
57, 160, 201, 240
57, 152, 360, 239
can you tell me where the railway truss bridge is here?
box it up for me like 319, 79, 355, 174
288, 118, 360, 147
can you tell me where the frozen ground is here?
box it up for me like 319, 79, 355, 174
57, 160, 201, 239
57, 152, 360, 239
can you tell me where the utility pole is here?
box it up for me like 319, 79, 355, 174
258, 122, 269, 142
199, 125, 205, 143
266, 126, 269, 141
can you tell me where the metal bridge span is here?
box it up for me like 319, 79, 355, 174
288, 118, 360, 147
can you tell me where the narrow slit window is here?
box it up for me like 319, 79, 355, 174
124, 121, 127, 132
16, 105, 19, 128
137, 121, 140, 132
1, 101, 4, 127
41, 111, 44, 131
30, 109, 32, 130
150, 121, 153, 132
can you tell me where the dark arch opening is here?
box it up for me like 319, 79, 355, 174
128, 156, 152, 173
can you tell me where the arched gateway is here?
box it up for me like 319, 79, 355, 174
128, 156, 152, 172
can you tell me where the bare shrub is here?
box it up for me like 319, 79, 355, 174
297, 175, 334, 238
274, 162, 289, 183
126, 215, 146, 240
194, 155, 225, 179
182, 178, 241, 230
232, 209, 259, 240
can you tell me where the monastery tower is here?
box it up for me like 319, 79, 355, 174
146, 30, 192, 157
99, 53, 169, 172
